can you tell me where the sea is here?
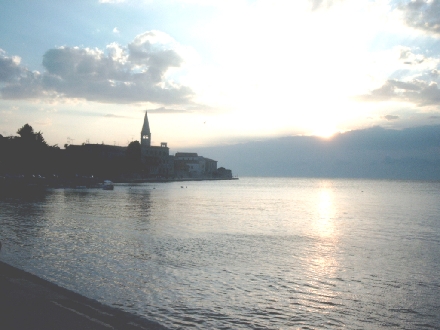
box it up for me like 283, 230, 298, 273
0, 177, 439, 329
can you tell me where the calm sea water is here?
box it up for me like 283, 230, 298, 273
1, 177, 440, 329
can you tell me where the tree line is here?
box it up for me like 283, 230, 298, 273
0, 124, 142, 180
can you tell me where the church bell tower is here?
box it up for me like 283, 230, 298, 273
141, 111, 151, 148
140, 111, 151, 164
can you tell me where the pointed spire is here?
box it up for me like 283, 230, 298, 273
141, 111, 151, 147
142, 111, 150, 134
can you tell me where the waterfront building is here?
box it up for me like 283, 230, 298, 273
140, 111, 171, 177
64, 143, 127, 176
174, 152, 218, 178
62, 111, 231, 179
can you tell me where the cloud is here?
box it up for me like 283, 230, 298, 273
0, 31, 194, 105
112, 27, 120, 34
34, 118, 53, 127
399, 0, 440, 35
359, 79, 440, 106
309, 0, 344, 11
147, 106, 190, 114
104, 113, 130, 118
1, 70, 46, 99
0, 51, 22, 82
399, 47, 425, 65
356, 43, 440, 108
382, 115, 400, 121
56, 109, 131, 118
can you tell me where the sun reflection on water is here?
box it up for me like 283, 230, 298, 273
315, 183, 336, 238
298, 181, 341, 313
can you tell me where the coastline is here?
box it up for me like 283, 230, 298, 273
0, 261, 166, 330
117, 177, 239, 183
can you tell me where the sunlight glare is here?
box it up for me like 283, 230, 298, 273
312, 125, 337, 139
315, 185, 336, 238
315, 130, 336, 139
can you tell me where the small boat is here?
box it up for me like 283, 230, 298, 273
102, 180, 114, 190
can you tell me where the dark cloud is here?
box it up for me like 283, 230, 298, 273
0, 31, 194, 105
0, 53, 22, 82
399, 0, 440, 35
383, 115, 400, 121
429, 115, 440, 119
1, 71, 46, 99
0, 52, 47, 99
358, 79, 440, 106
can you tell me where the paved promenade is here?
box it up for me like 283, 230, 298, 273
0, 261, 166, 330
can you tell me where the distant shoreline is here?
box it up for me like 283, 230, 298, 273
118, 177, 239, 183
0, 175, 239, 193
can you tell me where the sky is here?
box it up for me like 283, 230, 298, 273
1, 0, 440, 149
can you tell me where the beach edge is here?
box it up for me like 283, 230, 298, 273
0, 260, 167, 330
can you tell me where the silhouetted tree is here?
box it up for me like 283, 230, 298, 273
126, 141, 140, 161
0, 124, 55, 174
35, 132, 47, 146
125, 140, 142, 173
17, 124, 34, 139
16, 124, 47, 146
1, 124, 150, 180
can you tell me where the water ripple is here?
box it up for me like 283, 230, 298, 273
1, 179, 440, 329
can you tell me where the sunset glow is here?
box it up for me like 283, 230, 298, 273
1, 1, 440, 148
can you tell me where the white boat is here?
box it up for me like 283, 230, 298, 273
102, 180, 114, 190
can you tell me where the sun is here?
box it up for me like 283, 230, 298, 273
312, 126, 337, 139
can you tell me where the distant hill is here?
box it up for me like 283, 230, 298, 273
186, 125, 440, 180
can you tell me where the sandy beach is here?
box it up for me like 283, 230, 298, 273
0, 261, 166, 330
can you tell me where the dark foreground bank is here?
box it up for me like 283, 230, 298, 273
0, 261, 167, 330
